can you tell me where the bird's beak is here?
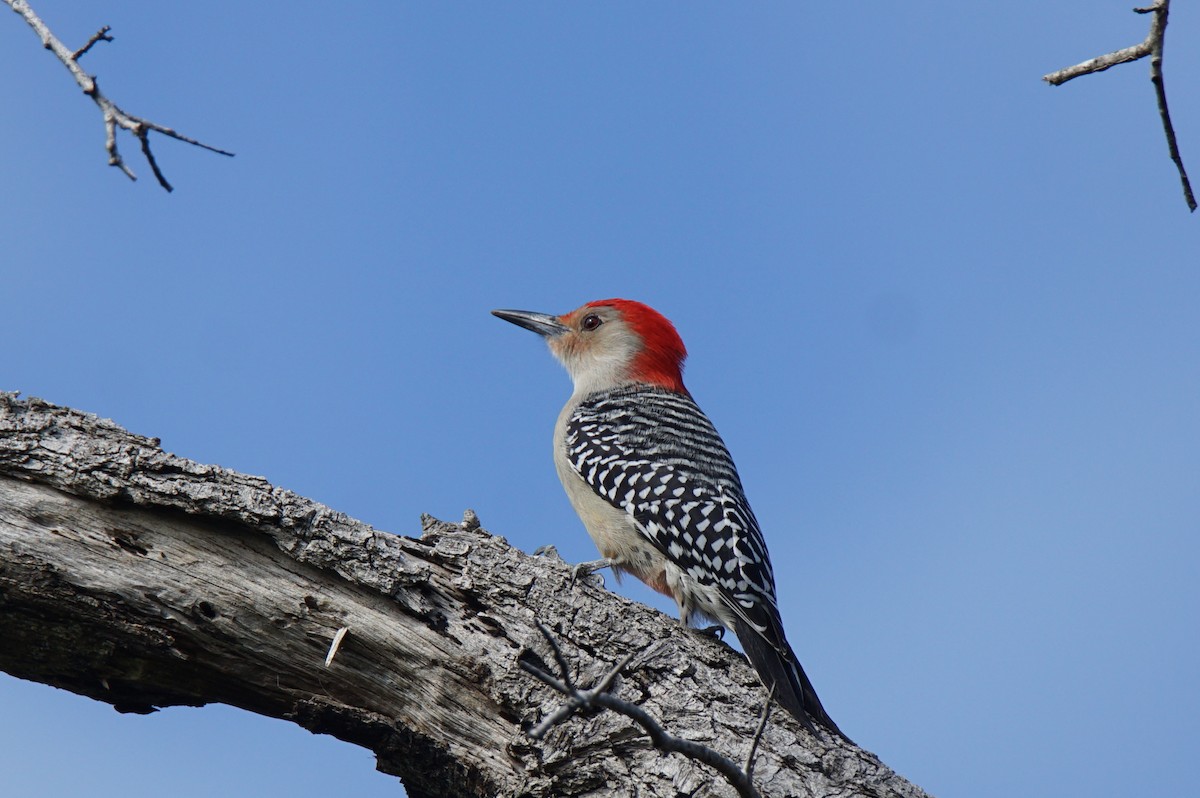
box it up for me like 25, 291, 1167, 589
492, 309, 569, 338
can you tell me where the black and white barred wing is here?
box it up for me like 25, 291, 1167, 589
564, 385, 779, 629
567, 385, 849, 739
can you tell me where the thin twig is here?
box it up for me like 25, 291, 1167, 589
539, 622, 578, 693
521, 624, 765, 798
519, 624, 634, 739
71, 25, 111, 60
1042, 0, 1195, 212
1142, 4, 1195, 211
103, 114, 135, 180
589, 692, 762, 798
1041, 41, 1150, 86
744, 686, 774, 782
519, 660, 581, 737
4, 0, 233, 191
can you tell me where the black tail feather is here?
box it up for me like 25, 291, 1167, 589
733, 617, 852, 744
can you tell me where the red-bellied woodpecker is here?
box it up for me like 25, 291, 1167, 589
493, 298, 847, 739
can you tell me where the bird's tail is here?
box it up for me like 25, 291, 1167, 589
733, 615, 852, 744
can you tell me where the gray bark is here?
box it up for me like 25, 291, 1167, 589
0, 392, 931, 798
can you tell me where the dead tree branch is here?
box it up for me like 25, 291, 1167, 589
4, 0, 233, 191
1043, 0, 1195, 212
0, 392, 932, 798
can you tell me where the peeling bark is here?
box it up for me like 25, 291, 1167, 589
0, 393, 931, 798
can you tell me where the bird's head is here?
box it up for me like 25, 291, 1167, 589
493, 299, 688, 396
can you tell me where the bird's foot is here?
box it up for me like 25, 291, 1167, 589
695, 624, 726, 640
569, 557, 613, 588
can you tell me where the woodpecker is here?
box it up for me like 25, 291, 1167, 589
493, 298, 847, 740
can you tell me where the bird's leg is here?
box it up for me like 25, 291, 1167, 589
677, 602, 725, 639
570, 557, 613, 587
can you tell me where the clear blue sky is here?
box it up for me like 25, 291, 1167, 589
2, 2, 1198, 796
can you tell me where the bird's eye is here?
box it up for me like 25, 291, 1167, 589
581, 314, 603, 331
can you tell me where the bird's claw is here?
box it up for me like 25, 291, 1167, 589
569, 558, 612, 588
696, 624, 726, 640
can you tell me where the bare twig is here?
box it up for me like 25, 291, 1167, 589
4, 0, 233, 191
1042, 0, 1195, 212
520, 636, 633, 739
1140, 7, 1194, 212
1042, 41, 1150, 86
743, 686, 774, 783
71, 24, 111, 60
541, 619, 579, 693
521, 624, 766, 798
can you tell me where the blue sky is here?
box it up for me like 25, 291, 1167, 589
2, 2, 1198, 796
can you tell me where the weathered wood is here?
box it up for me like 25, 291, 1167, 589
0, 393, 931, 798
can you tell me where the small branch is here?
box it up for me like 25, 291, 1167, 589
71, 24, 111, 60
541, 619, 579, 694
1042, 0, 1195, 212
743, 686, 774, 783
4, 0, 233, 191
1041, 40, 1150, 86
521, 624, 765, 798
1143, 6, 1195, 211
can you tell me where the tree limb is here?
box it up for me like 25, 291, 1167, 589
0, 392, 931, 798
3, 0, 233, 191
1042, 0, 1195, 212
